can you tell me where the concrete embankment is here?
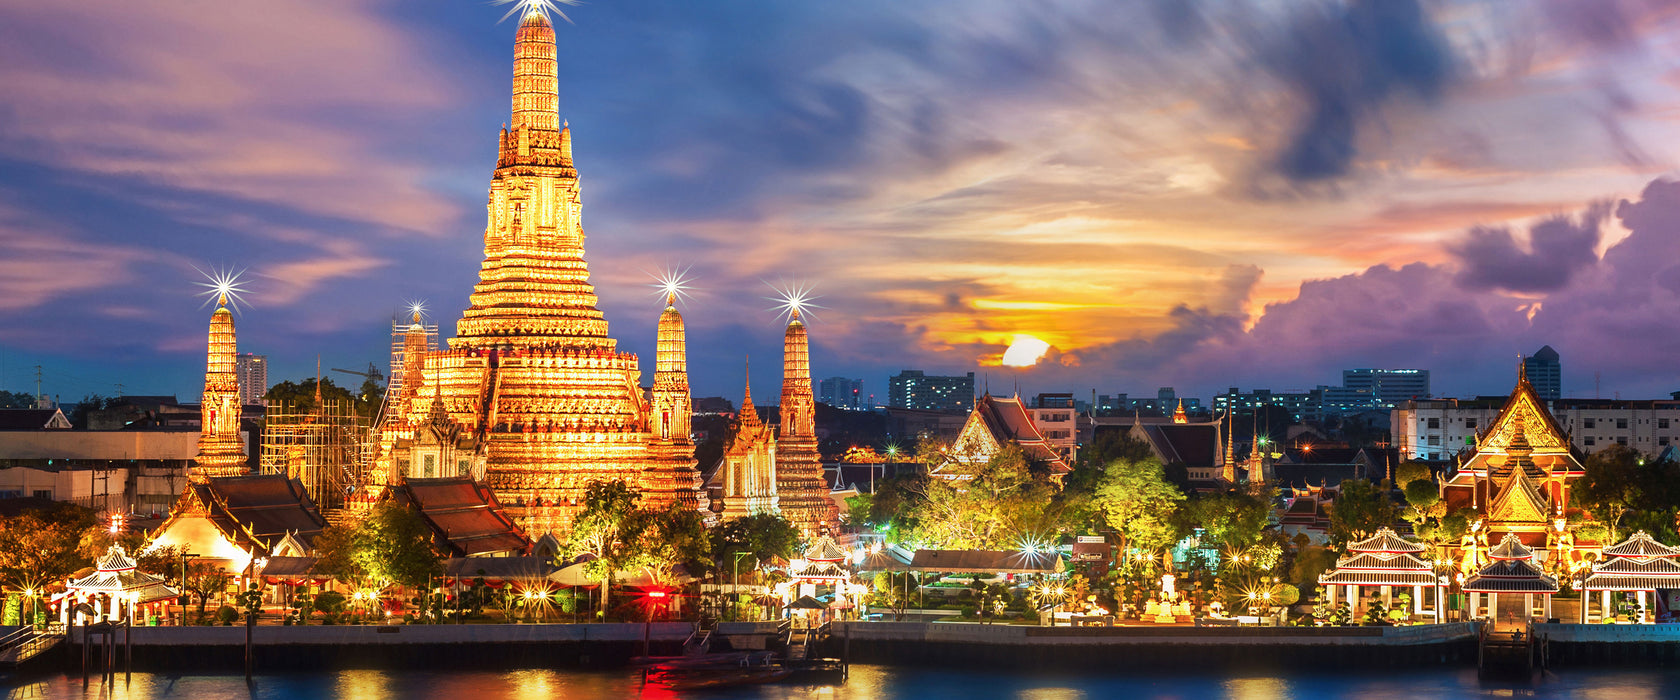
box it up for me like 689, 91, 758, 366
57, 623, 694, 671
827, 622, 1480, 671
1532, 624, 1680, 666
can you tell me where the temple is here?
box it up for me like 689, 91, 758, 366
709, 368, 779, 520
193, 291, 247, 480
373, 9, 700, 533
1441, 366, 1597, 571
774, 309, 839, 532
946, 394, 1072, 483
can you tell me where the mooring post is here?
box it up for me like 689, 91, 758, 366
125, 621, 133, 682
245, 611, 256, 679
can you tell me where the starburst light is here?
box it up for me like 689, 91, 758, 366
648, 266, 696, 307
492, 0, 583, 24
406, 299, 428, 322
766, 280, 824, 323
193, 265, 250, 312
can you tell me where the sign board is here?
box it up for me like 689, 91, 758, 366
1076, 536, 1105, 544
1656, 589, 1680, 623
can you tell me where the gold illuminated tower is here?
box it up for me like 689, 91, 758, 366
776, 309, 838, 532
410, 8, 699, 532
193, 293, 248, 481
648, 292, 701, 506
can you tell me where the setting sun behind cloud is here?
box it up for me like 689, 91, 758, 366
1000, 335, 1051, 368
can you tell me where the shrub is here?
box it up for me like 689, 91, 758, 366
215, 605, 239, 626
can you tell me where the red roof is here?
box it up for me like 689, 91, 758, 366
974, 395, 1070, 473
390, 477, 530, 557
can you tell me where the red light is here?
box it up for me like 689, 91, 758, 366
647, 590, 668, 598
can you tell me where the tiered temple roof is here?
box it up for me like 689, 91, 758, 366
1463, 533, 1560, 593
1319, 527, 1439, 587
947, 394, 1072, 479
387, 476, 530, 557
790, 535, 851, 582
66, 545, 177, 605
1579, 531, 1680, 592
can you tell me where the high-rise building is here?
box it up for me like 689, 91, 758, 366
1524, 346, 1562, 400
1341, 368, 1430, 405
818, 377, 864, 409
235, 353, 268, 406
888, 370, 975, 412
381, 9, 699, 533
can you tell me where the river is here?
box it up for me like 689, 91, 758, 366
7, 665, 1680, 699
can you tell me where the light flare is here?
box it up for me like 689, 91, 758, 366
648, 266, 696, 307
492, 0, 582, 24
193, 265, 250, 312
766, 280, 824, 323
406, 299, 427, 322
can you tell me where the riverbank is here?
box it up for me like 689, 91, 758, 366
1533, 623, 1680, 666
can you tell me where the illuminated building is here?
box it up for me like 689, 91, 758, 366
1440, 366, 1598, 574
944, 394, 1071, 484
888, 370, 975, 412
712, 369, 779, 519
235, 353, 268, 406
192, 291, 248, 481
378, 10, 699, 533
776, 309, 838, 532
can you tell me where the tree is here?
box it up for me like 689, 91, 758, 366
310, 522, 364, 584
1327, 479, 1398, 548
69, 394, 119, 429
1289, 546, 1337, 589
905, 445, 1064, 549
629, 504, 711, 584
1177, 490, 1272, 550
1575, 445, 1671, 542
263, 378, 355, 413
870, 572, 917, 621
0, 390, 37, 409
566, 480, 644, 616
710, 513, 801, 568
0, 504, 96, 591
1394, 462, 1432, 490
180, 561, 229, 620
1092, 456, 1186, 561
351, 501, 441, 590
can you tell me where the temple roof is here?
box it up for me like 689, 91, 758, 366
805, 535, 849, 562
853, 546, 914, 572
66, 545, 177, 604
1347, 527, 1427, 554
1131, 422, 1220, 470
1488, 533, 1536, 561
96, 545, 138, 573
1579, 556, 1680, 591
1463, 557, 1559, 593
259, 556, 320, 579
1487, 467, 1552, 527
1458, 372, 1582, 480
965, 395, 1071, 474
1601, 531, 1680, 559
177, 474, 327, 553
908, 548, 1062, 574
388, 477, 530, 557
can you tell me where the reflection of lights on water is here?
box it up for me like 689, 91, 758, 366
1017, 689, 1088, 700
1222, 677, 1291, 700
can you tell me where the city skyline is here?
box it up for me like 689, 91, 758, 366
4, 1, 1680, 404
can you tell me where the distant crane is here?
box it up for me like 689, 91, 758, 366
331, 363, 385, 384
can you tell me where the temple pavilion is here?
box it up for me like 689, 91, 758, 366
1463, 533, 1560, 624
1441, 367, 1596, 573
1319, 527, 1445, 620
58, 545, 178, 625
1576, 531, 1680, 623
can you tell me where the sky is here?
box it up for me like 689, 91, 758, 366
2, 0, 1680, 407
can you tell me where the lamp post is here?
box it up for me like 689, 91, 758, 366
178, 553, 199, 626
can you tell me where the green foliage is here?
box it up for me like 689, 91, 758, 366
1362, 598, 1388, 625
1093, 456, 1186, 557
0, 390, 37, 409
869, 572, 918, 620
1393, 462, 1432, 489
68, 394, 120, 429
904, 445, 1066, 549
180, 561, 229, 618
0, 503, 97, 589
1177, 490, 1272, 549
1327, 479, 1397, 548
351, 501, 441, 589
710, 513, 801, 567
215, 605, 238, 626
1577, 446, 1680, 543
310, 523, 362, 584
630, 503, 712, 583
844, 493, 875, 526
566, 480, 644, 615
1403, 480, 1440, 510
1273, 583, 1300, 607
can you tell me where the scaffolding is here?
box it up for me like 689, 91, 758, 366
259, 399, 370, 514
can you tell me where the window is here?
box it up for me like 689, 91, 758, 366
458, 459, 471, 473
1661, 437, 1670, 447
423, 454, 436, 478
32, 489, 51, 500
1465, 418, 1477, 430
1660, 418, 1670, 430
1618, 437, 1628, 446
0, 490, 18, 499
1427, 418, 1440, 429
1585, 436, 1596, 446
1618, 418, 1629, 430
1585, 418, 1596, 429
1428, 435, 1440, 446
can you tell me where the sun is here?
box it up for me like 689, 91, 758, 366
1000, 335, 1051, 368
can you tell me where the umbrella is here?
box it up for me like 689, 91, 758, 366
787, 595, 826, 610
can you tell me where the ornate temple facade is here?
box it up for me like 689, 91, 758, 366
775, 310, 839, 532
714, 373, 780, 519
367, 11, 699, 534
1442, 368, 1598, 574
193, 292, 247, 481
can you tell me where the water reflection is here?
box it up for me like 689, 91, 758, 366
8, 666, 1680, 700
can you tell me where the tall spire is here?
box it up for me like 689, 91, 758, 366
193, 295, 247, 481
780, 309, 814, 437
511, 12, 558, 132
741, 358, 760, 428
652, 292, 691, 441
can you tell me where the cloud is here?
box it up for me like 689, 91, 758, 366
1449, 203, 1608, 293
1259, 0, 1455, 182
